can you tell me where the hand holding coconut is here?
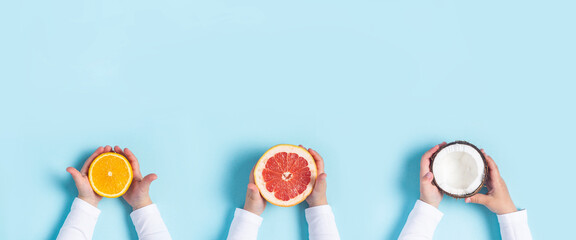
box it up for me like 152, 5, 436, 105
465, 149, 517, 215
401, 142, 532, 240
421, 141, 518, 214
419, 142, 447, 208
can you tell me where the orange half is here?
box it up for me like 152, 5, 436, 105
88, 152, 133, 198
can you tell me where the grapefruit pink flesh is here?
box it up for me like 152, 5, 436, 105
262, 152, 312, 201
254, 144, 317, 207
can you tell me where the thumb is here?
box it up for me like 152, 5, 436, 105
66, 167, 83, 184
466, 193, 490, 205
422, 172, 434, 184
141, 173, 158, 188
314, 173, 327, 193
246, 183, 261, 200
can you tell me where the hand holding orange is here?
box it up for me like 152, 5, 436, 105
66, 145, 113, 207
114, 146, 157, 210
68, 146, 157, 210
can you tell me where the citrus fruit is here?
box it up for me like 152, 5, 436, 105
254, 144, 317, 207
88, 152, 133, 198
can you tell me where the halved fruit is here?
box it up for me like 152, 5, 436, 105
254, 144, 317, 207
88, 152, 133, 198
430, 141, 487, 198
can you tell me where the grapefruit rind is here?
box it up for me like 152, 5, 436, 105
254, 144, 317, 207
88, 152, 133, 198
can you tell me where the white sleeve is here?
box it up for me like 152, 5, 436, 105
130, 204, 172, 240
497, 209, 533, 240
398, 200, 444, 240
305, 205, 341, 240
56, 198, 101, 240
226, 208, 263, 240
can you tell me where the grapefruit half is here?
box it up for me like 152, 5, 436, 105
254, 144, 317, 207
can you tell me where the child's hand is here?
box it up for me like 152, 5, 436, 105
465, 150, 517, 215
419, 142, 446, 208
244, 166, 266, 215
302, 145, 329, 208
66, 146, 112, 207
114, 146, 158, 211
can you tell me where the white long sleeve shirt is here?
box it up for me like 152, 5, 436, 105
398, 200, 533, 240
227, 205, 341, 240
56, 198, 172, 240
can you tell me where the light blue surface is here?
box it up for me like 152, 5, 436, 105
1, 0, 574, 239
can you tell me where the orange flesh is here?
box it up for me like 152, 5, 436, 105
89, 153, 132, 198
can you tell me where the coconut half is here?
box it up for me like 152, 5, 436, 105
430, 141, 487, 198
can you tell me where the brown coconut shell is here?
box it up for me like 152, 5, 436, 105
429, 141, 488, 198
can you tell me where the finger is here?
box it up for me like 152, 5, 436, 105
114, 145, 124, 155
481, 149, 501, 180
465, 193, 490, 205
421, 144, 441, 177
481, 149, 499, 171
67, 167, 85, 187
80, 146, 104, 175
421, 172, 442, 197
421, 172, 434, 184
308, 148, 325, 174
142, 173, 158, 188
124, 148, 143, 180
313, 173, 327, 193
104, 145, 112, 152
298, 144, 309, 158
249, 165, 256, 184
247, 183, 262, 200
484, 177, 495, 191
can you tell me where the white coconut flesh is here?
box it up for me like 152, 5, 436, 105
432, 143, 485, 196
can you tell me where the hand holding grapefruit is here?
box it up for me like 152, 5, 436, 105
254, 144, 318, 207
303, 146, 329, 207
243, 165, 267, 215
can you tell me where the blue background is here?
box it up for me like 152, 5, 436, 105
1, 0, 574, 239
